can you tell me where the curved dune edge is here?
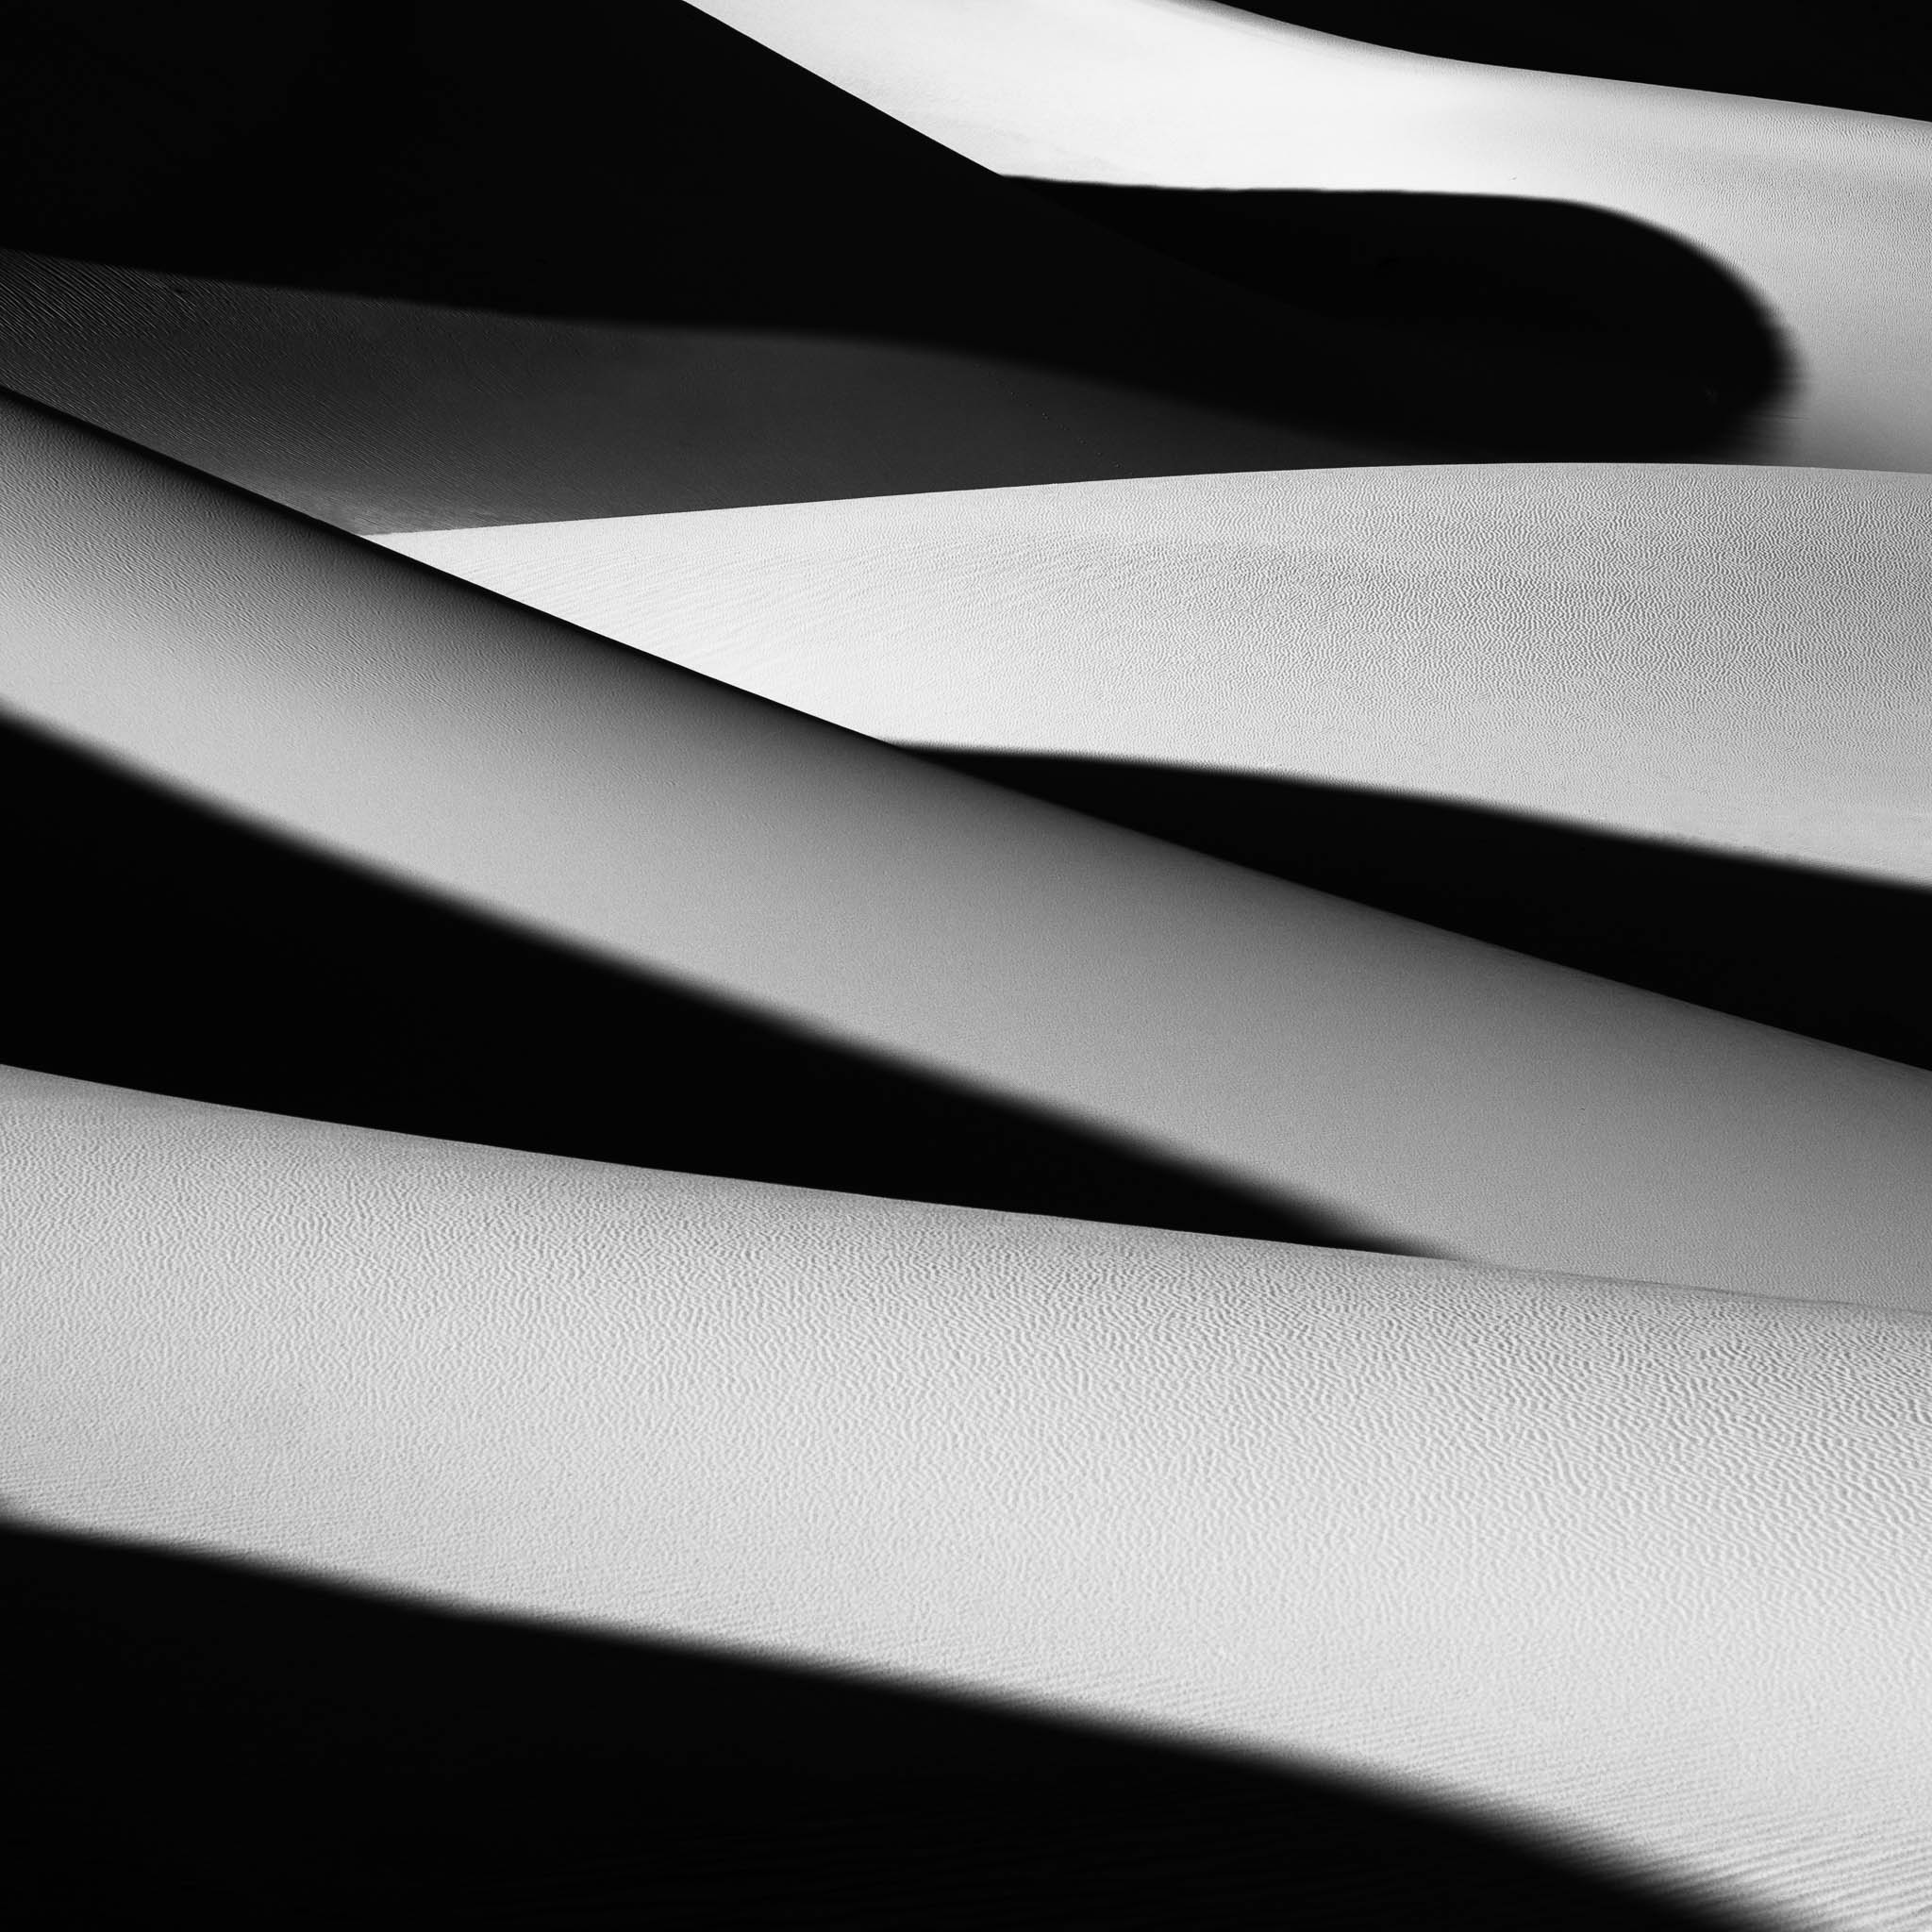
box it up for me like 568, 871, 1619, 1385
5, 389, 1932, 1307
689, 0, 1932, 475
5, 1062, 1928, 1932
375, 462, 1932, 891
0, 249, 1425, 535
1203, 2, 1926, 125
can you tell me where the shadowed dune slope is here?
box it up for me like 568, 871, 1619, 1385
1216, 2, 1932, 125
6, 1064, 1930, 1931
4, 1524, 1758, 1932
693, 0, 1932, 473
0, 3, 1782, 475
387, 463, 1932, 1063
0, 709, 1376, 1252
913, 752, 1932, 1076
0, 251, 1422, 534
7, 391, 1932, 1307
1010, 183, 1786, 456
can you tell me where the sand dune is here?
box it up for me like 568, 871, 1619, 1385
691, 0, 1932, 474
8, 390, 1932, 1307
0, 7, 1541, 477
0, 249, 1423, 535
0, 702, 1376, 1251
377, 464, 1932, 892
904, 751, 1932, 1078
6, 1061, 1929, 1931
378, 463, 1932, 1068
0, 0, 1794, 534
1009, 179, 1788, 458
7, 9, 1925, 1930
9, 1524, 1749, 1927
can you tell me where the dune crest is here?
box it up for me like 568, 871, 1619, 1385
376, 463, 1932, 891
6, 390, 1932, 1307
691, 0, 1932, 473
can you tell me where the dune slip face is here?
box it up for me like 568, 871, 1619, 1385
7, 390, 1932, 1308
691, 0, 1932, 474
0, 2, 1475, 501
0, 247, 1424, 538
6, 8, 1932, 1929
6, 1063, 1930, 1932
0, 0, 1848, 541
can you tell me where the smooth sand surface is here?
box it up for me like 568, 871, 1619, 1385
6, 390, 1932, 1308
691, 0, 1932, 474
6, 1062, 1930, 1931
0, 250, 1421, 535
377, 464, 1932, 891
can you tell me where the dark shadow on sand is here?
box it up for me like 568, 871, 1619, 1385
0, 709, 1391, 1251
1223, 3, 1932, 126
0, 1, 1788, 461
3, 1519, 1775, 1928
911, 750, 1932, 1072
1013, 183, 1788, 456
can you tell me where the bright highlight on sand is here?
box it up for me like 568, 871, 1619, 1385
5, 4, 1930, 1926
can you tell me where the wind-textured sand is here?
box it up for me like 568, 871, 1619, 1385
7, 391, 1932, 1308
377, 463, 1932, 891
6, 1062, 1929, 1932
378, 465, 1932, 1073
5, 6, 1930, 1925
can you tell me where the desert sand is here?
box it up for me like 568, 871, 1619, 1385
7, 390, 1932, 1308
377, 464, 1932, 891
0, 0, 1820, 540
0, 248, 1427, 534
7, 7, 1931, 1929
380, 464, 1932, 1070
6, 1061, 1927, 1931
692, 0, 1932, 473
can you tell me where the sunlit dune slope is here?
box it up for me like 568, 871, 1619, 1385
381, 465, 1932, 1068
6, 1063, 1929, 1932
6, 390, 1932, 1307
691, 0, 1932, 473
378, 463, 1932, 892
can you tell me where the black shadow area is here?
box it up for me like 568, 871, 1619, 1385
0, 709, 1387, 1250
1222, 4, 1931, 126
909, 752, 1932, 1072
0, 2, 1782, 460
1014, 183, 1789, 457
1, 1520, 1775, 1929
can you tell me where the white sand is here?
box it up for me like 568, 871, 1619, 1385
377, 463, 1932, 891
5, 391, 1931, 1306
691, 0, 1932, 475
6, 1062, 1927, 1930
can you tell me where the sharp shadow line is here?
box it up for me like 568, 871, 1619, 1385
3, 1518, 1775, 1928
0, 2, 1788, 461
909, 750, 1932, 1072
0, 708, 1395, 1251
1011, 181, 1791, 458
